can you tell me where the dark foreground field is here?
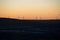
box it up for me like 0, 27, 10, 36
0, 18, 60, 40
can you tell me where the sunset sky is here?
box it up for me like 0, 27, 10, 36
0, 0, 60, 19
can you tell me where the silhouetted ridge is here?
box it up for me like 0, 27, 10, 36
0, 18, 60, 27
0, 18, 60, 40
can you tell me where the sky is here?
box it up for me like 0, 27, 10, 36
0, 0, 60, 20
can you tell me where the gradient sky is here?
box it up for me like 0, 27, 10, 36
0, 0, 60, 19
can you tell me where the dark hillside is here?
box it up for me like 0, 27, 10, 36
0, 18, 60, 40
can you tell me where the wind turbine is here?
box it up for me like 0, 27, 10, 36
23, 16, 24, 20
35, 16, 38, 20
8, 16, 10, 18
58, 13, 60, 19
40, 17, 41, 20
56, 13, 60, 20
18, 16, 20, 19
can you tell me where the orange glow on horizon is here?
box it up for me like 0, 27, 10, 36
0, 0, 60, 20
